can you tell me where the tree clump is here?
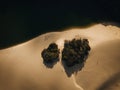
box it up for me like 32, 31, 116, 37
62, 38, 91, 67
41, 43, 60, 63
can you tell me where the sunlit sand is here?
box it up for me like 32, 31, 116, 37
0, 24, 120, 90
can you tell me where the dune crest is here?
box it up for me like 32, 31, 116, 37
0, 24, 120, 90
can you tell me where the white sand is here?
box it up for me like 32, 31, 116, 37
0, 24, 120, 90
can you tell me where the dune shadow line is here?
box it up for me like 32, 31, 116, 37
97, 72, 120, 90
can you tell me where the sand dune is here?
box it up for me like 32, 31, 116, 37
0, 24, 120, 90
75, 40, 120, 90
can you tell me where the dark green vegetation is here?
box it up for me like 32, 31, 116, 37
62, 38, 91, 67
41, 39, 91, 67
41, 38, 91, 68
41, 43, 60, 63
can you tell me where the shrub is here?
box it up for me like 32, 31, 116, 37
62, 38, 91, 67
41, 43, 60, 63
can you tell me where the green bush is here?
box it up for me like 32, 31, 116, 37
62, 38, 91, 67
41, 43, 60, 63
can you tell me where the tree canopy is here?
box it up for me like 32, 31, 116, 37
62, 38, 91, 67
41, 43, 60, 63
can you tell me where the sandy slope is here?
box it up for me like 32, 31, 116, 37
75, 40, 120, 90
0, 24, 120, 90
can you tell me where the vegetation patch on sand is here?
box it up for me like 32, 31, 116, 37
62, 38, 91, 67
41, 43, 60, 66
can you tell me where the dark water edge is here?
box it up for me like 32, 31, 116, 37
0, 1, 120, 49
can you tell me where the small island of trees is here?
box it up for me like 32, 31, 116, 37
62, 38, 91, 67
41, 43, 60, 63
41, 38, 91, 67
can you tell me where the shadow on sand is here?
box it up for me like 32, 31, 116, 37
61, 56, 88, 77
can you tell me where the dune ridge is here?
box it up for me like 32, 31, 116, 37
0, 24, 120, 90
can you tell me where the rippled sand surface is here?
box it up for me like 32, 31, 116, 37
0, 24, 120, 90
